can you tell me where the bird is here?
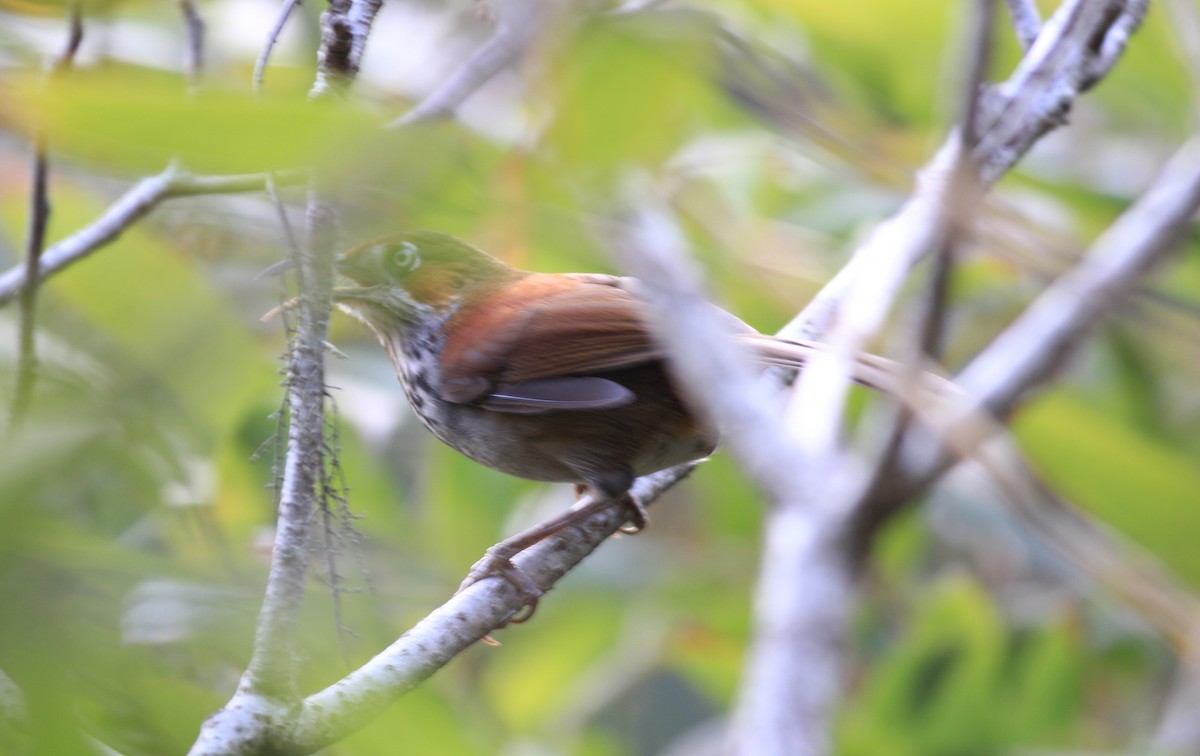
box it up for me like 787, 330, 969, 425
332, 231, 942, 615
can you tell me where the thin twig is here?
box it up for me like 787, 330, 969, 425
56, 4, 84, 67
12, 147, 51, 429
387, 0, 543, 127
854, 0, 997, 551
10, 3, 83, 428
883, 131, 1200, 514
0, 168, 303, 308
1003, 0, 1041, 51
921, 0, 994, 359
959, 133, 1200, 413
255, 0, 304, 92
178, 0, 206, 86
779, 0, 1145, 348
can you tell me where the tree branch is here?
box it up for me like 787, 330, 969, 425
309, 0, 383, 98
178, 0, 205, 86
959, 133, 1200, 414
608, 188, 854, 756
387, 0, 546, 127
255, 0, 304, 91
10, 3, 83, 428
1003, 0, 1041, 50
0, 167, 302, 309
191, 2, 382, 750
873, 131, 1200, 561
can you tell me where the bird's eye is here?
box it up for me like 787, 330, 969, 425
386, 241, 421, 275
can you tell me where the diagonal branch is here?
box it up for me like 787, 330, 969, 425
387, 0, 546, 127
0, 167, 303, 308
1003, 0, 1041, 50
959, 133, 1200, 414
255, 0, 304, 91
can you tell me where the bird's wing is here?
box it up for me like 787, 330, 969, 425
439, 274, 670, 411
438, 272, 957, 413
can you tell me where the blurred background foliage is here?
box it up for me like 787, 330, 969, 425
0, 0, 1198, 753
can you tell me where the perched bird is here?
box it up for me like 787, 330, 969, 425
333, 231, 928, 611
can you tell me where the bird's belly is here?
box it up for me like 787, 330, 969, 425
411, 392, 715, 487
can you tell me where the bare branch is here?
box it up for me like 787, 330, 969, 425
192, 475, 684, 752
959, 0, 996, 154
388, 0, 546, 127
12, 148, 50, 429
923, 0, 994, 359
959, 133, 1200, 414
192, 3, 384, 749
1082, 0, 1148, 85
898, 375, 1200, 651
255, 0, 304, 92
975, 0, 1147, 182
870, 131, 1200, 532
253, 190, 338, 696
178, 0, 205, 85
289, 481, 668, 751
782, 0, 1146, 352
0, 167, 302, 308
11, 3, 82, 428
609, 188, 853, 756
309, 0, 384, 98
1003, 0, 1041, 51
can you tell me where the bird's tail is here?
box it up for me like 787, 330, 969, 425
739, 334, 963, 400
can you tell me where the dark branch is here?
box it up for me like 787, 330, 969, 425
255, 0, 304, 91
178, 0, 206, 85
9, 3, 83, 428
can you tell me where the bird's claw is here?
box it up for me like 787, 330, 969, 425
618, 494, 649, 535
459, 548, 544, 624
459, 490, 647, 626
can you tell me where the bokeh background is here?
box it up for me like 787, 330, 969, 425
1, 0, 1199, 753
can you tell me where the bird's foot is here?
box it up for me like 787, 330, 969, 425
617, 494, 648, 534
458, 547, 543, 624
461, 487, 649, 625
574, 484, 648, 535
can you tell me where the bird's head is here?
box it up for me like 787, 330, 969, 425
334, 231, 523, 332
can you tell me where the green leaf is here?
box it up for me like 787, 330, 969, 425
3, 66, 377, 173
545, 14, 721, 176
